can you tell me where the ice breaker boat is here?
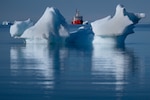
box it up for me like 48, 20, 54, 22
72, 10, 83, 24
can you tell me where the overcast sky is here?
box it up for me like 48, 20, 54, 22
0, 0, 149, 23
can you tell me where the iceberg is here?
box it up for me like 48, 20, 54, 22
9, 4, 145, 46
21, 7, 69, 44
91, 4, 145, 45
10, 18, 33, 37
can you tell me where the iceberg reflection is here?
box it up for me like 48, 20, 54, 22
9, 44, 138, 99
10, 44, 55, 89
92, 44, 136, 96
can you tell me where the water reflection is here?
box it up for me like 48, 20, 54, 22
9, 43, 138, 100
92, 44, 137, 99
11, 44, 54, 89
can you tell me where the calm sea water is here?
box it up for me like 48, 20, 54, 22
0, 24, 150, 100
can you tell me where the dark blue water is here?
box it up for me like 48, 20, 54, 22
0, 24, 150, 100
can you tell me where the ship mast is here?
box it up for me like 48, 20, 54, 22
75, 9, 80, 17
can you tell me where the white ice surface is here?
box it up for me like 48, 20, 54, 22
91, 4, 145, 36
10, 18, 33, 37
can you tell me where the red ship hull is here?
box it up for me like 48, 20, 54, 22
72, 20, 83, 24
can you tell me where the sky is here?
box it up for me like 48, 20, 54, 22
0, 0, 149, 23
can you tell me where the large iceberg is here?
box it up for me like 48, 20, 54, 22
21, 7, 69, 44
9, 4, 145, 46
91, 4, 145, 45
